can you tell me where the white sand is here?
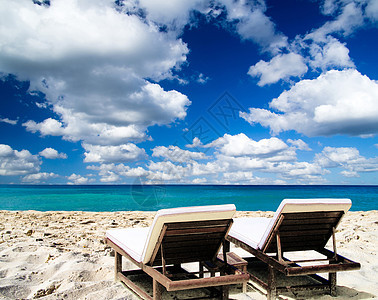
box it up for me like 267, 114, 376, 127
0, 210, 377, 299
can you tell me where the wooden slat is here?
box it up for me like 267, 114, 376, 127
281, 217, 340, 225
167, 273, 249, 291
277, 229, 330, 237
164, 226, 228, 236
279, 223, 335, 231
286, 261, 361, 276
163, 245, 218, 256
163, 237, 222, 248
166, 219, 230, 229
282, 211, 343, 220
268, 235, 326, 244
163, 232, 224, 243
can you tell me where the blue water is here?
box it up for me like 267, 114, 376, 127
0, 185, 377, 212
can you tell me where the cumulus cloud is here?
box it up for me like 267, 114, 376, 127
0, 0, 190, 146
83, 133, 378, 184
83, 143, 146, 164
308, 1, 365, 42
0, 144, 41, 176
137, 0, 207, 32
249, 0, 375, 86
287, 139, 311, 151
0, 118, 18, 125
223, 171, 255, 182
248, 52, 308, 86
39, 148, 67, 159
67, 173, 92, 185
152, 145, 207, 163
219, 0, 287, 53
308, 37, 355, 70
144, 134, 312, 183
315, 146, 378, 175
87, 163, 150, 182
22, 172, 58, 183
366, 0, 378, 21
209, 133, 295, 159
192, 177, 208, 184
241, 69, 378, 136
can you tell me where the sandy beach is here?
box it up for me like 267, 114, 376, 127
0, 210, 377, 300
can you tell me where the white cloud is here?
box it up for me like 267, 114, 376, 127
280, 161, 327, 179
241, 69, 378, 136
308, 37, 355, 70
248, 52, 308, 86
210, 133, 294, 159
287, 139, 311, 151
148, 161, 188, 180
22, 172, 58, 183
316, 147, 361, 167
219, 0, 287, 53
0, 0, 190, 146
192, 177, 207, 184
185, 137, 203, 148
138, 0, 206, 32
99, 171, 120, 183
67, 173, 92, 185
307, 2, 365, 42
0, 118, 17, 125
83, 143, 146, 164
83, 134, 378, 185
366, 0, 378, 21
152, 145, 207, 163
340, 170, 359, 177
87, 163, 150, 183
23, 118, 65, 137
197, 73, 210, 84
315, 146, 378, 175
0, 144, 41, 176
39, 147, 67, 159
223, 171, 255, 182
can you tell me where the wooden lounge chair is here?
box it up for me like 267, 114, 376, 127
226, 199, 361, 299
106, 204, 249, 299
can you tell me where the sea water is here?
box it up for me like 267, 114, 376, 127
0, 185, 377, 212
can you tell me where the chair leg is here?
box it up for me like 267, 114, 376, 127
115, 251, 122, 281
329, 272, 337, 296
199, 262, 204, 278
267, 265, 276, 300
220, 285, 229, 300
153, 279, 163, 300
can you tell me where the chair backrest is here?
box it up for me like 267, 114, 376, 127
260, 199, 351, 253
142, 204, 236, 264
151, 219, 233, 266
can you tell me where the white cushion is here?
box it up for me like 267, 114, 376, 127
106, 227, 150, 263
229, 217, 271, 249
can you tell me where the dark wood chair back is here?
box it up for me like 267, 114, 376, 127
150, 219, 233, 266
263, 211, 344, 253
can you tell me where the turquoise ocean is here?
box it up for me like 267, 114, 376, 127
0, 185, 377, 212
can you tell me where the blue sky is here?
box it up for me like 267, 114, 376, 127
0, 0, 378, 185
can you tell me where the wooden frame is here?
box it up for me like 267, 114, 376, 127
227, 211, 361, 299
106, 219, 249, 300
